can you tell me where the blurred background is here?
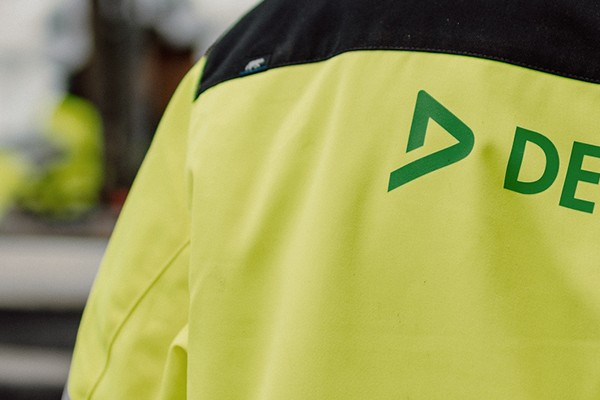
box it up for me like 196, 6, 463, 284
0, 0, 258, 398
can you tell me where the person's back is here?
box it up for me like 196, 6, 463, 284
68, 1, 600, 398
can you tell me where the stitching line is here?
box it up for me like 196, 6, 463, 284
287, 46, 600, 83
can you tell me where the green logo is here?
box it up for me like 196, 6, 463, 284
388, 90, 600, 214
388, 90, 475, 192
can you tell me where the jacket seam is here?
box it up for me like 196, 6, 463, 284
85, 239, 191, 399
197, 47, 600, 97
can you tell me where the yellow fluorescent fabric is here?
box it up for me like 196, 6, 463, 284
71, 51, 600, 399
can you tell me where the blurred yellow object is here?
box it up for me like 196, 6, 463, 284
0, 150, 29, 217
19, 95, 104, 219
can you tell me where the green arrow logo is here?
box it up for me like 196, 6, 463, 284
388, 90, 475, 192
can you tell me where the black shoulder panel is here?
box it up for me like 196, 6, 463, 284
196, 0, 600, 97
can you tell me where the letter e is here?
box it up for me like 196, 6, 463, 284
559, 142, 600, 213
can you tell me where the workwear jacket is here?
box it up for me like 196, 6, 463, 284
68, 0, 600, 398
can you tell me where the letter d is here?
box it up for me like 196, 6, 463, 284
504, 127, 560, 195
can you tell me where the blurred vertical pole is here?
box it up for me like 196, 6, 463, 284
93, 0, 150, 197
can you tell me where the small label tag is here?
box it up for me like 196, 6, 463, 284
241, 55, 271, 75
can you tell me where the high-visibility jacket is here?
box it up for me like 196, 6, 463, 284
68, 0, 600, 398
